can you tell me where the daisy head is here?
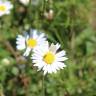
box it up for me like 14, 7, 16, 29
0, 1, 13, 17
16, 29, 46, 56
32, 42, 68, 75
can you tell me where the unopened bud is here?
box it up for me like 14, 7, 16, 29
2, 58, 10, 66
19, 0, 30, 6
44, 9, 54, 20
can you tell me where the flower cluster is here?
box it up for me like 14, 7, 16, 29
0, 0, 67, 74
16, 29, 68, 75
0, 0, 68, 75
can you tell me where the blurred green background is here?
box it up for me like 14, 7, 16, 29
0, 0, 96, 96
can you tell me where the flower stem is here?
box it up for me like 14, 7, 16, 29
42, 0, 46, 12
42, 75, 45, 96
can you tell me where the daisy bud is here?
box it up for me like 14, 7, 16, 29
19, 0, 30, 6
17, 6, 27, 14
44, 9, 54, 20
1, 58, 10, 66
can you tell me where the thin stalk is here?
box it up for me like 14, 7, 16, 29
54, 29, 65, 48
42, 75, 45, 96
42, 0, 46, 12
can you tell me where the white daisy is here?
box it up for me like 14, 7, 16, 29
16, 29, 46, 56
32, 42, 68, 75
0, 1, 13, 16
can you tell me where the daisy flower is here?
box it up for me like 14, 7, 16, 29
32, 42, 68, 75
0, 1, 13, 16
16, 29, 46, 56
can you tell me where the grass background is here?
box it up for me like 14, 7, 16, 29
0, 0, 96, 96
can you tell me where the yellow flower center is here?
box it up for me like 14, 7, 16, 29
27, 38, 37, 48
0, 5, 6, 11
43, 52, 55, 64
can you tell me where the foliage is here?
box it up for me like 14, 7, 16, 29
0, 0, 96, 96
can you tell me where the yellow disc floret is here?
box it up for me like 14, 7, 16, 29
0, 5, 6, 11
43, 52, 55, 64
27, 38, 37, 48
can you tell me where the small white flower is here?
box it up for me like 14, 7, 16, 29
19, 0, 30, 6
0, 1, 13, 16
32, 42, 68, 75
16, 29, 46, 56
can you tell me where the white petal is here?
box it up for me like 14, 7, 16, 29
26, 35, 29, 40
50, 65, 57, 73
5, 11, 10, 15
49, 43, 57, 53
37, 33, 45, 40
16, 39, 25, 44
56, 57, 68, 62
32, 54, 42, 60
16, 35, 26, 50
33, 46, 48, 56
51, 63, 60, 71
44, 41, 49, 50
17, 35, 24, 38
33, 48, 44, 56
34, 62, 45, 70
5, 1, 13, 9
53, 69, 57, 73
32, 30, 38, 39
44, 65, 52, 74
56, 43, 61, 51
16, 35, 25, 42
56, 62, 66, 69
23, 47, 31, 56
43, 64, 53, 73
32, 59, 43, 63
44, 70, 47, 75
56, 50, 66, 58
16, 45, 25, 50
49, 66, 54, 73
37, 39, 46, 45
32, 56, 42, 60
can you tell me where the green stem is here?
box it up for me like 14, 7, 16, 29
42, 75, 45, 96
54, 29, 65, 48
42, 0, 46, 12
